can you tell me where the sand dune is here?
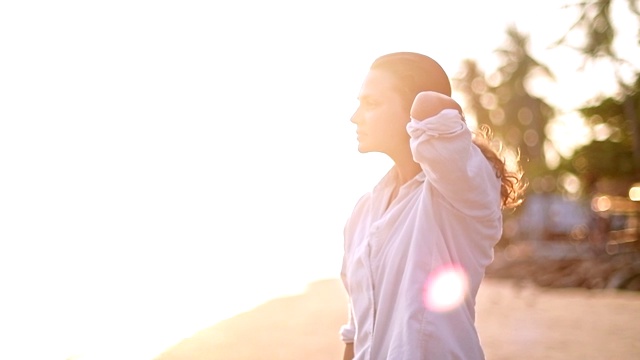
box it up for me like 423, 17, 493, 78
154, 278, 640, 360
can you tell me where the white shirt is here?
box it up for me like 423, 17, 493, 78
340, 109, 503, 360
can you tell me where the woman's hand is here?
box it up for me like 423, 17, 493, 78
410, 91, 462, 121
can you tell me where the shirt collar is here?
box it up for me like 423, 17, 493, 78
374, 166, 425, 193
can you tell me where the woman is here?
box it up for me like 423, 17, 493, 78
340, 52, 525, 359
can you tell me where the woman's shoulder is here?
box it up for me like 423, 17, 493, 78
351, 192, 372, 216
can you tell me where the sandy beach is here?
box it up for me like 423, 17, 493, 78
154, 278, 640, 360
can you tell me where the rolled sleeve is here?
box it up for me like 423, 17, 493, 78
340, 325, 355, 344
406, 108, 465, 139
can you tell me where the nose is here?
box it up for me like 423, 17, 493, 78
350, 107, 362, 124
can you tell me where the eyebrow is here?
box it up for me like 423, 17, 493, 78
357, 94, 378, 102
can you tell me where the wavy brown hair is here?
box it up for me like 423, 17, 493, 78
472, 125, 527, 209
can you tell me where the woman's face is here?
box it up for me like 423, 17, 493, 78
351, 69, 410, 156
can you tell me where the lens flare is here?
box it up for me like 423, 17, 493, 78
423, 265, 469, 312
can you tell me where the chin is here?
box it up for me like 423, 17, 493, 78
358, 140, 381, 153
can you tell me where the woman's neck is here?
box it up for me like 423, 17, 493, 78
391, 155, 422, 186
382, 154, 421, 212
384, 141, 422, 186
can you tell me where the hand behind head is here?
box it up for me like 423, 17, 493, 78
410, 91, 462, 121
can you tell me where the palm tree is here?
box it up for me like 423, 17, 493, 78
556, 0, 640, 186
455, 25, 556, 182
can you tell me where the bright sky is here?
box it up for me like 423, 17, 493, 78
1, 1, 638, 360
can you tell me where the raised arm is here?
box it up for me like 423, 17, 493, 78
406, 91, 501, 218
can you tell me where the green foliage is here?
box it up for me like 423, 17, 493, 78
455, 59, 491, 127
568, 0, 616, 59
554, 0, 640, 190
581, 97, 625, 123
551, 0, 640, 64
497, 26, 555, 86
455, 26, 556, 192
579, 83, 640, 149
455, 1, 640, 196
572, 140, 637, 179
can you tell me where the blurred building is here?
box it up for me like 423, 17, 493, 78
504, 190, 640, 258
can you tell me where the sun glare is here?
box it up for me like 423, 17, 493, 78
423, 265, 470, 313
